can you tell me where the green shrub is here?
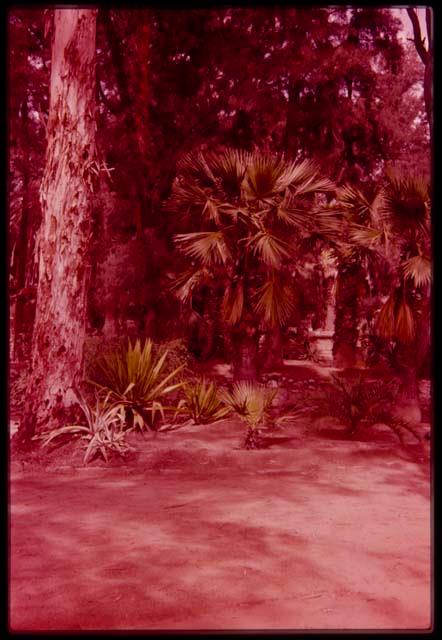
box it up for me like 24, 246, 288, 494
306, 374, 422, 444
87, 338, 185, 431
35, 391, 134, 464
179, 377, 229, 424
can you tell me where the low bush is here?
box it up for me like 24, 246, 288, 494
35, 391, 135, 464
305, 374, 422, 444
222, 381, 277, 449
87, 338, 185, 431
178, 377, 229, 424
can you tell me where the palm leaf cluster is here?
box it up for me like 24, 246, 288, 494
327, 171, 431, 349
221, 381, 277, 448
168, 148, 334, 330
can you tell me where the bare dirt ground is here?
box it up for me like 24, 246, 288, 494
9, 364, 432, 632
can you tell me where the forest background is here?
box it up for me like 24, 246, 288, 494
8, 6, 432, 446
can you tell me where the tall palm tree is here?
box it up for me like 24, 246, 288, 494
329, 184, 393, 368
374, 171, 431, 421
334, 171, 431, 421
166, 148, 334, 379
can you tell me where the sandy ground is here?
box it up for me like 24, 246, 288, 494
9, 411, 432, 632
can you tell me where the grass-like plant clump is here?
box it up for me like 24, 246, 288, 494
178, 377, 229, 424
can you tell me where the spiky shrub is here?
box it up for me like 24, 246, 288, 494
35, 392, 134, 464
307, 374, 422, 444
179, 377, 229, 424
88, 338, 185, 432
222, 381, 277, 449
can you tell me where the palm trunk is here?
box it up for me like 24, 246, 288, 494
394, 360, 421, 424
333, 261, 365, 368
18, 9, 98, 445
231, 330, 259, 380
259, 327, 284, 372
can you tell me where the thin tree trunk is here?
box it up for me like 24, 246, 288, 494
333, 261, 365, 368
18, 9, 98, 445
260, 327, 284, 372
393, 346, 422, 424
102, 10, 150, 235
283, 78, 301, 155
407, 8, 433, 143
231, 329, 259, 380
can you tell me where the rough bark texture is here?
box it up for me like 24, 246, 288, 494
18, 9, 98, 444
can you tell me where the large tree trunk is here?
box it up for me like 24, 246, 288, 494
17, 9, 98, 445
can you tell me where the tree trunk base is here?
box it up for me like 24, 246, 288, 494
243, 428, 261, 449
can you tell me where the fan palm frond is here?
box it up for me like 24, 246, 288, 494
249, 231, 292, 267
253, 278, 296, 327
337, 184, 374, 224
222, 278, 244, 324
170, 267, 212, 303
167, 182, 211, 214
176, 150, 217, 186
395, 300, 415, 343
291, 171, 335, 197
174, 231, 231, 266
348, 223, 385, 248
377, 294, 397, 340
401, 255, 431, 288
313, 205, 345, 243
243, 152, 286, 201
222, 381, 277, 429
381, 171, 430, 232
276, 203, 309, 229
210, 148, 249, 199
377, 293, 415, 343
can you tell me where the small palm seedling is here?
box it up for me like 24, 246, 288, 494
88, 338, 185, 432
222, 381, 277, 449
35, 391, 134, 464
307, 374, 422, 445
178, 377, 230, 424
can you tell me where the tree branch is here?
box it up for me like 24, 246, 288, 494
406, 8, 429, 65
425, 7, 432, 52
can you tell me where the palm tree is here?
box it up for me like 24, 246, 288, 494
374, 171, 431, 422
166, 148, 334, 379
334, 171, 431, 421
329, 184, 393, 368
